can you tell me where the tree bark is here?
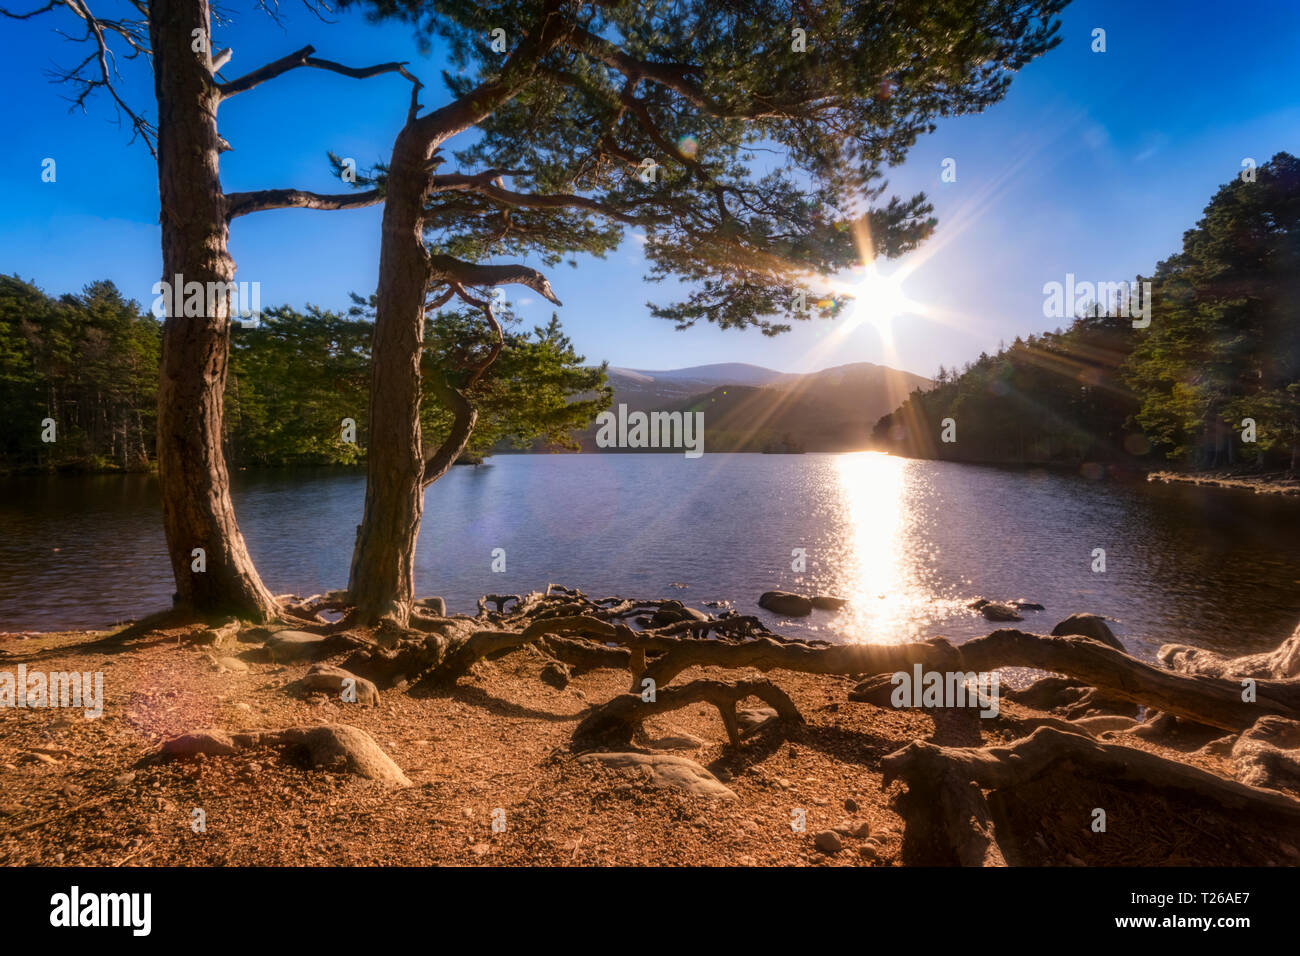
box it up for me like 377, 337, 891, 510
345, 126, 435, 626
148, 0, 277, 622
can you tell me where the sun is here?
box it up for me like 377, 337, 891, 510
848, 267, 910, 333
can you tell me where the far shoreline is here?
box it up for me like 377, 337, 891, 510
1146, 469, 1300, 496
4, 452, 1300, 498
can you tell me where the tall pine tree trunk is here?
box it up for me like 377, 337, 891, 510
345, 128, 433, 626
148, 0, 277, 621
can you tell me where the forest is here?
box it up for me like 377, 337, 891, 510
0, 275, 607, 473
873, 152, 1300, 472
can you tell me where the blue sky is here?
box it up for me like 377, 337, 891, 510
1, 0, 1298, 377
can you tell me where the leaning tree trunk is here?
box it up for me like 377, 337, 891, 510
149, 0, 277, 622
345, 127, 434, 627
344, 29, 559, 626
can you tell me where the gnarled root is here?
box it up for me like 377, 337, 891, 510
341, 614, 631, 689
637, 628, 1300, 732
1159, 620, 1300, 679
882, 727, 1300, 866
572, 678, 804, 749
315, 584, 1300, 744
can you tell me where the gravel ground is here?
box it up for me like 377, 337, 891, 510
0, 624, 1258, 866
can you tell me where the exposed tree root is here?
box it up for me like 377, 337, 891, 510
1159, 620, 1300, 679
339, 613, 629, 689
572, 678, 804, 749
297, 585, 1300, 740
881, 726, 1300, 866
628, 627, 1300, 732
960, 629, 1300, 732
633, 634, 959, 690
88, 608, 193, 647
1231, 716, 1300, 796
114, 580, 1300, 864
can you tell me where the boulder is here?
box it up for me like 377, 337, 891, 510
832, 819, 871, 838
211, 656, 249, 674
276, 724, 411, 787
736, 704, 780, 735
650, 601, 710, 626
814, 830, 843, 854
810, 595, 848, 611
758, 591, 814, 616
265, 630, 329, 662
300, 663, 380, 706
577, 752, 737, 799
414, 596, 446, 617
1051, 613, 1123, 651
980, 602, 1024, 622
539, 661, 571, 690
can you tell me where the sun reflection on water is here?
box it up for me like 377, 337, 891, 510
832, 451, 960, 645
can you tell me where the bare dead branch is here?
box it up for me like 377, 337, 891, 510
31, 0, 158, 155
216, 43, 417, 99
427, 253, 562, 304
0, 1, 61, 18
224, 187, 383, 220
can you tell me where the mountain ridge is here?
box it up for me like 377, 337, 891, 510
560, 360, 932, 453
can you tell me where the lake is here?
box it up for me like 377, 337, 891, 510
2, 452, 1298, 660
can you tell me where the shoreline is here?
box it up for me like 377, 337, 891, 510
1146, 469, 1300, 496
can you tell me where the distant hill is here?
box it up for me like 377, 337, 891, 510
604, 363, 786, 412
562, 361, 931, 453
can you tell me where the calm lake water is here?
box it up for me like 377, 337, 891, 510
2, 452, 1298, 659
